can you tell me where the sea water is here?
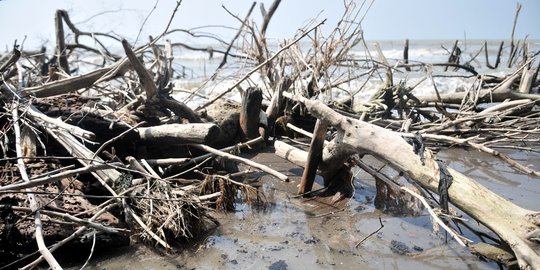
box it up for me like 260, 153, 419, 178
170, 39, 540, 108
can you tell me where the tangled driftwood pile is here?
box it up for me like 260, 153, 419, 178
0, 1, 539, 269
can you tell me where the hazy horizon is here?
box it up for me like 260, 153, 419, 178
1, 0, 539, 51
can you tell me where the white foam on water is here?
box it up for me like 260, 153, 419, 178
166, 39, 539, 108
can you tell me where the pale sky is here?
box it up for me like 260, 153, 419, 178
0, 0, 539, 51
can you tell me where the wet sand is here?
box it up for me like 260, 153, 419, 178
70, 146, 539, 270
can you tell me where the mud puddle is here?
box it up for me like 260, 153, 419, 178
70, 147, 539, 270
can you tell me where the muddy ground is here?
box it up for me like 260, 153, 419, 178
62, 146, 539, 270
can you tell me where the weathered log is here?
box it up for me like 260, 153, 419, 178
122, 39, 158, 101
298, 119, 327, 195
293, 95, 540, 269
55, 10, 70, 75
273, 140, 307, 167
239, 87, 263, 140
23, 63, 128, 97
26, 104, 95, 140
403, 39, 411, 71
137, 123, 220, 145
48, 129, 123, 185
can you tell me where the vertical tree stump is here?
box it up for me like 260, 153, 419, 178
298, 119, 327, 196
239, 87, 263, 140
55, 10, 70, 75
403, 39, 411, 71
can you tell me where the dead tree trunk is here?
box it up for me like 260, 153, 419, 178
298, 119, 327, 195
403, 39, 411, 71
239, 87, 263, 140
293, 95, 540, 270
55, 10, 70, 75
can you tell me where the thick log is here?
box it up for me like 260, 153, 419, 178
137, 123, 220, 145
294, 95, 540, 269
274, 140, 308, 167
239, 87, 263, 140
298, 119, 327, 195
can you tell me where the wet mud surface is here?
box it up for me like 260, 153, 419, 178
70, 146, 539, 270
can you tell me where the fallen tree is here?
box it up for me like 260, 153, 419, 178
285, 95, 540, 269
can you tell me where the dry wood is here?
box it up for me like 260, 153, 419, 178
137, 123, 220, 144
196, 19, 326, 111
273, 140, 308, 167
19, 202, 119, 269
298, 119, 327, 195
0, 163, 121, 192
403, 39, 411, 71
145, 158, 190, 166
55, 10, 70, 75
0, 46, 21, 73
23, 63, 128, 97
417, 58, 540, 104
10, 207, 128, 235
192, 143, 288, 182
12, 103, 62, 269
218, 1, 257, 69
122, 39, 158, 101
48, 129, 123, 185
25, 104, 95, 139
293, 95, 540, 269
239, 87, 263, 140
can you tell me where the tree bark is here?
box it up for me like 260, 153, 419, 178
55, 10, 70, 75
298, 119, 327, 195
137, 123, 220, 144
239, 87, 263, 140
293, 95, 540, 269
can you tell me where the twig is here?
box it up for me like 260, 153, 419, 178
92, 121, 145, 160
191, 143, 289, 182
18, 201, 120, 270
79, 231, 96, 270
134, 0, 160, 46
217, 1, 256, 69
0, 162, 122, 192
10, 207, 128, 234
196, 19, 326, 111
355, 216, 384, 248
11, 100, 62, 269
401, 186, 469, 247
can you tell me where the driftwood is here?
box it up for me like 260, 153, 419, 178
137, 123, 220, 144
55, 10, 70, 75
192, 143, 288, 182
290, 95, 540, 269
298, 119, 327, 195
2, 3, 539, 269
23, 63, 128, 97
417, 56, 540, 104
239, 87, 263, 140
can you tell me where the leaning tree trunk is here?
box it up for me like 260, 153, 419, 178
293, 95, 540, 270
